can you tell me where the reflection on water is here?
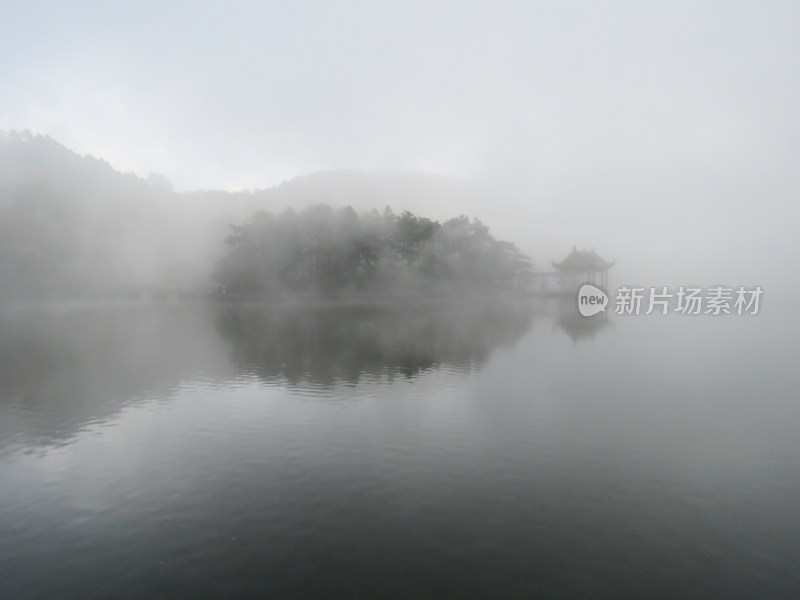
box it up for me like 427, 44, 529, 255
552, 300, 614, 343
215, 300, 534, 386
1, 302, 799, 599
0, 306, 234, 453
0, 300, 533, 453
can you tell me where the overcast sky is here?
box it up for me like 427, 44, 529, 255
2, 1, 798, 289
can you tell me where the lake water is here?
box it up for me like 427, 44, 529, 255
1, 299, 798, 599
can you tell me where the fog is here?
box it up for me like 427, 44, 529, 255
4, 6, 800, 596
2, 2, 799, 295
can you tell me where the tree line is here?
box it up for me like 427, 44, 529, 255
214, 204, 532, 295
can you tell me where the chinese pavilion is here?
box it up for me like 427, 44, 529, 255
552, 246, 614, 290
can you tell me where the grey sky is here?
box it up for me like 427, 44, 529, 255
2, 1, 799, 289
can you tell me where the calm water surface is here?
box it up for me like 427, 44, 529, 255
0, 300, 798, 599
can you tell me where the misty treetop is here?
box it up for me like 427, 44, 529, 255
215, 205, 532, 295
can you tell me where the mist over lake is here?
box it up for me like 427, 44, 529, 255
1, 301, 798, 599
3, 1, 800, 598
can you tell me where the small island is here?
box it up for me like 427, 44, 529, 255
214, 204, 532, 299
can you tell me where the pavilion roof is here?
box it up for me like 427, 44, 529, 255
552, 246, 614, 271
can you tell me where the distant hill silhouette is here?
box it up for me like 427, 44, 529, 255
243, 170, 486, 219
0, 131, 503, 302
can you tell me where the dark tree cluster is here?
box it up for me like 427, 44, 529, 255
214, 204, 532, 295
